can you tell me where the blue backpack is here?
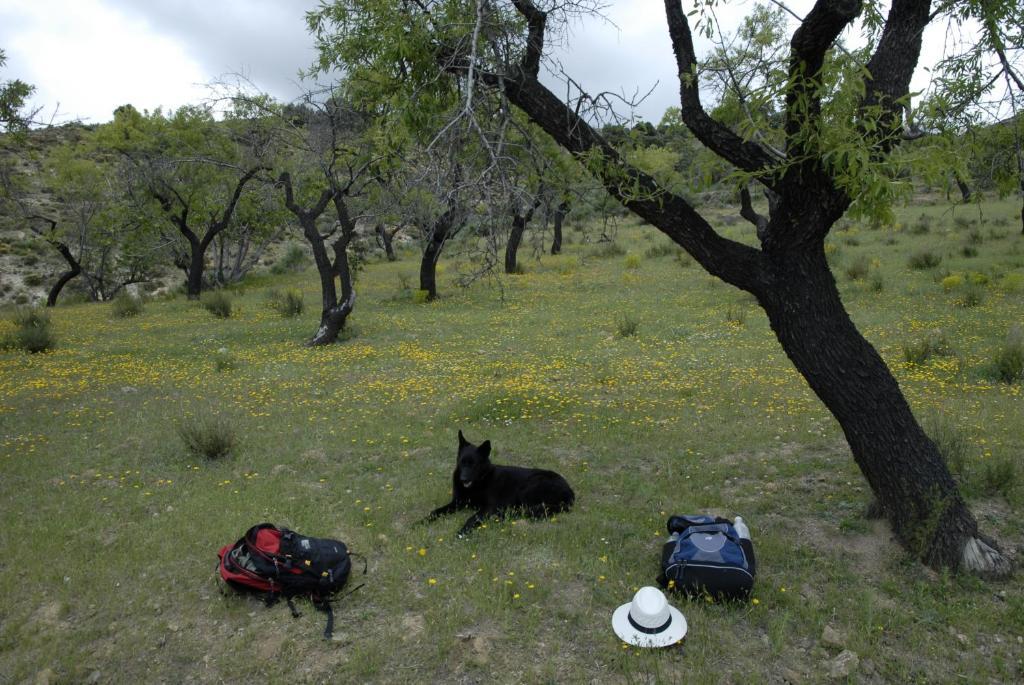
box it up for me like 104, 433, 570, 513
657, 515, 756, 600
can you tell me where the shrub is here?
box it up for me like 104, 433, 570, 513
177, 414, 236, 460
644, 242, 679, 259
907, 250, 942, 270
413, 289, 431, 304
923, 411, 969, 479
845, 256, 870, 281
589, 241, 625, 259
4, 307, 55, 353
954, 286, 983, 308
953, 215, 974, 231
213, 347, 238, 372
725, 306, 747, 326
868, 273, 884, 293
201, 291, 233, 318
966, 229, 984, 245
940, 274, 963, 292
990, 327, 1024, 384
902, 330, 953, 365
270, 243, 308, 274
23, 273, 44, 287
624, 253, 641, 270
615, 314, 639, 338
674, 251, 693, 268
999, 272, 1024, 292
961, 245, 978, 258
910, 215, 931, 234
977, 456, 1018, 497
268, 288, 303, 318
111, 292, 144, 318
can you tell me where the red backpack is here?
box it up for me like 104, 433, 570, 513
217, 523, 363, 638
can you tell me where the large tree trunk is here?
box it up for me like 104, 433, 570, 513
185, 241, 205, 300
550, 200, 568, 255
46, 242, 82, 307
420, 208, 459, 300
506, 197, 541, 274
376, 223, 397, 261
954, 174, 971, 203
758, 242, 1009, 575
505, 213, 528, 274
309, 233, 356, 346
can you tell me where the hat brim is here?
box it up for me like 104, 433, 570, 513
612, 602, 687, 648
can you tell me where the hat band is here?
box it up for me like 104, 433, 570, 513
628, 613, 672, 635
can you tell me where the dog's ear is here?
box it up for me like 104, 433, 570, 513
478, 440, 491, 459
458, 429, 467, 447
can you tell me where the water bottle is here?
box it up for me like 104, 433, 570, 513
733, 516, 750, 540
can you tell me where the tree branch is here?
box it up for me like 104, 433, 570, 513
497, 67, 766, 293
663, 0, 783, 180
860, 0, 931, 152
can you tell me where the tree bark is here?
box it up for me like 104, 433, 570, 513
46, 241, 82, 307
757, 242, 1006, 573
277, 172, 355, 346
420, 206, 460, 300
550, 200, 568, 255
376, 223, 398, 261
954, 174, 971, 203
505, 213, 528, 273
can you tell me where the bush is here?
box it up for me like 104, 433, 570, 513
644, 242, 679, 259
674, 251, 693, 268
868, 273, 884, 293
111, 292, 144, 318
624, 253, 641, 270
4, 307, 55, 353
902, 330, 953, 365
977, 456, 1018, 497
954, 286, 983, 308
213, 347, 238, 372
413, 289, 431, 304
991, 327, 1024, 384
201, 291, 233, 318
907, 250, 942, 270
23, 273, 44, 287
961, 245, 978, 258
910, 215, 931, 234
845, 256, 870, 281
176, 414, 236, 460
589, 241, 625, 259
940, 274, 963, 292
615, 314, 639, 338
270, 243, 308, 274
267, 288, 304, 318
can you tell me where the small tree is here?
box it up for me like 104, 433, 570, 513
100, 104, 269, 299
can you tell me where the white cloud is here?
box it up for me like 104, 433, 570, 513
1, 0, 212, 123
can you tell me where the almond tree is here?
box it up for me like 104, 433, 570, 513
309, 0, 1018, 575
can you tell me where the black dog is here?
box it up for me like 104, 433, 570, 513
426, 430, 575, 536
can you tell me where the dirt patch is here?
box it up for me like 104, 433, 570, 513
840, 519, 898, 577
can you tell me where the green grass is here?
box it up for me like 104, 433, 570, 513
0, 199, 1022, 682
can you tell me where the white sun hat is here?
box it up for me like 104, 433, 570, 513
612, 586, 688, 648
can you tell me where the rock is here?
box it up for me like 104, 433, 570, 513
956, 633, 969, 645
401, 613, 425, 639
828, 650, 859, 679
780, 666, 804, 683
821, 625, 846, 650
121, 386, 138, 394
34, 669, 55, 685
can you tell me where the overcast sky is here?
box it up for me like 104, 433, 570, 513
1, 0, 951, 127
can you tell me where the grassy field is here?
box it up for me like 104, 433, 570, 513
1, 199, 1022, 683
